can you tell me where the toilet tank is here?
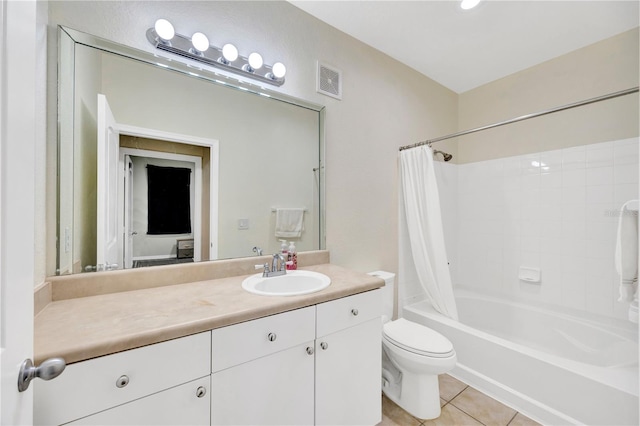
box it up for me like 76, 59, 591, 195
368, 271, 395, 321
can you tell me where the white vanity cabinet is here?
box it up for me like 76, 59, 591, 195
210, 290, 382, 426
35, 289, 382, 426
315, 289, 382, 426
34, 331, 211, 426
210, 306, 316, 425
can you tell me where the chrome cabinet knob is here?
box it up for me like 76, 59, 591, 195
306, 346, 314, 355
351, 308, 359, 316
17, 357, 66, 392
116, 375, 130, 388
196, 386, 207, 398
320, 342, 328, 350
267, 332, 277, 342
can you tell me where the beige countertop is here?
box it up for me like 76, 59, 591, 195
35, 263, 384, 365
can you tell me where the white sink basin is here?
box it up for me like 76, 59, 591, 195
242, 270, 331, 296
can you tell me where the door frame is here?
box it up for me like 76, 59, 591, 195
118, 124, 219, 260
120, 148, 203, 264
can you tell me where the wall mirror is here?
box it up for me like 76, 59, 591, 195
56, 26, 325, 275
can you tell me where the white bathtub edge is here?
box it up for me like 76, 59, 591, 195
450, 364, 581, 426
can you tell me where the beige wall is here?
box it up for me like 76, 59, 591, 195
46, 1, 459, 275
456, 28, 639, 164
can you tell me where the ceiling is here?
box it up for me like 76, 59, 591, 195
289, 1, 639, 93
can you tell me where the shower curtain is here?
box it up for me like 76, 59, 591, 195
399, 146, 458, 320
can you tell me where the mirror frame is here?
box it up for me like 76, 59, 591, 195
56, 26, 326, 275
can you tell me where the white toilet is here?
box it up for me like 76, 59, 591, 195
369, 271, 456, 420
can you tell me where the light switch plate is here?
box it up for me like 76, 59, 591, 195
238, 218, 249, 230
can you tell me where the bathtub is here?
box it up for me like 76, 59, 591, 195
403, 290, 639, 425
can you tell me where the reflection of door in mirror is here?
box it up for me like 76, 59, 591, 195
96, 94, 120, 272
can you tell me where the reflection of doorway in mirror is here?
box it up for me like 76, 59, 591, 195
122, 150, 201, 268
117, 127, 219, 269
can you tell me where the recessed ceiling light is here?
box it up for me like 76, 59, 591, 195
461, 0, 481, 10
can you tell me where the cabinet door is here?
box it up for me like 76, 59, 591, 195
315, 318, 382, 426
211, 342, 315, 426
67, 376, 210, 425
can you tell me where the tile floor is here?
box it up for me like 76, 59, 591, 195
380, 374, 542, 426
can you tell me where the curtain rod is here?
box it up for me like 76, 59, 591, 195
399, 86, 639, 152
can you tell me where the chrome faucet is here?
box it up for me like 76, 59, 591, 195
270, 253, 287, 277
255, 253, 288, 277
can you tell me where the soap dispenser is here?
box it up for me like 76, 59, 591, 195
279, 239, 288, 257
287, 241, 297, 270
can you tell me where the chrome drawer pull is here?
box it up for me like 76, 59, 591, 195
267, 332, 277, 342
306, 346, 314, 355
196, 386, 207, 398
351, 308, 359, 316
320, 342, 328, 350
116, 375, 129, 388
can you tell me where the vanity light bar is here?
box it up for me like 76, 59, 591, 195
146, 22, 286, 87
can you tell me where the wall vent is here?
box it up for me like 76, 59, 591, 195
317, 62, 342, 100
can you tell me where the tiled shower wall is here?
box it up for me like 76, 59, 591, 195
435, 137, 639, 321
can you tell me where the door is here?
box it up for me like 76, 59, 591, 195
0, 0, 37, 423
315, 319, 382, 426
123, 155, 134, 268
96, 94, 122, 270
211, 343, 315, 425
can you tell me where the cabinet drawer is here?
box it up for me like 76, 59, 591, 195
211, 306, 315, 372
34, 331, 211, 426
67, 376, 210, 425
316, 289, 382, 337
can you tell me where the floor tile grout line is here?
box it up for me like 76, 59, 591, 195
444, 384, 469, 404
446, 403, 490, 426
506, 410, 519, 425
448, 385, 523, 426
438, 396, 492, 426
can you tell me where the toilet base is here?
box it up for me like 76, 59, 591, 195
383, 373, 441, 420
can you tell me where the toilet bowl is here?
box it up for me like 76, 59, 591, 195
369, 271, 457, 420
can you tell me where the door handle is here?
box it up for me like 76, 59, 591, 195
18, 357, 66, 392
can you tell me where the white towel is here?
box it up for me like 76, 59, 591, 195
615, 200, 639, 302
275, 208, 304, 238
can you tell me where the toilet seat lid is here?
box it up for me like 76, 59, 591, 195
383, 318, 454, 357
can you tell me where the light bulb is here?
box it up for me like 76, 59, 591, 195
222, 43, 239, 62
248, 53, 263, 70
271, 62, 286, 79
460, 0, 481, 10
191, 32, 209, 53
154, 19, 175, 41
